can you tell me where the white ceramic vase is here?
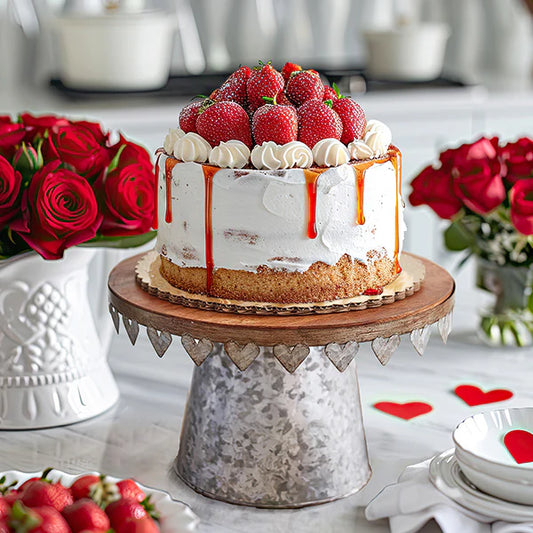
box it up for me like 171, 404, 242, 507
0, 247, 119, 429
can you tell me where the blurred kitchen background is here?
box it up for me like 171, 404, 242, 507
1, 0, 532, 266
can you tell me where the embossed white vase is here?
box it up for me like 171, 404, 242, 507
0, 247, 119, 429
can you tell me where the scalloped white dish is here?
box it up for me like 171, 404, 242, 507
0, 469, 199, 533
453, 408, 533, 505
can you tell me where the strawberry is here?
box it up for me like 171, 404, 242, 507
4, 491, 19, 506
297, 99, 342, 149
331, 84, 366, 143
0, 497, 9, 520
252, 97, 297, 145
10, 501, 69, 533
116, 480, 145, 503
286, 70, 324, 107
323, 85, 337, 102
106, 498, 146, 528
21, 480, 73, 512
275, 91, 294, 107
196, 101, 252, 148
62, 499, 110, 533
115, 517, 159, 533
213, 66, 251, 106
179, 101, 203, 134
70, 476, 100, 501
281, 62, 302, 82
0, 519, 8, 533
246, 62, 284, 111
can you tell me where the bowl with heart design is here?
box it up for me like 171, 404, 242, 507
453, 408, 533, 505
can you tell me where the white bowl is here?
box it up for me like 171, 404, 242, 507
364, 23, 450, 81
453, 408, 533, 505
55, 11, 175, 91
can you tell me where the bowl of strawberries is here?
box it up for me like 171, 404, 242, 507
0, 469, 198, 533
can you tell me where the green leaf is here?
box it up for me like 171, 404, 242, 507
107, 144, 126, 174
82, 231, 156, 250
324, 99, 333, 108
444, 219, 475, 251
332, 82, 343, 99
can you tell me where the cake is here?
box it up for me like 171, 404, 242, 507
154, 62, 405, 304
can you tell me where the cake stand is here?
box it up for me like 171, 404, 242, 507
108, 252, 454, 508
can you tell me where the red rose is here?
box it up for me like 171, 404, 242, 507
11, 161, 102, 259
97, 162, 154, 236
0, 119, 26, 159
409, 164, 463, 219
19, 112, 69, 142
0, 155, 22, 226
500, 137, 533, 184
440, 137, 500, 169
452, 158, 506, 214
110, 135, 152, 170
72, 120, 110, 146
510, 179, 533, 235
44, 124, 110, 176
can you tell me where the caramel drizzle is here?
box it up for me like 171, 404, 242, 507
152, 149, 165, 229
389, 146, 402, 273
202, 165, 219, 295
303, 168, 327, 239
164, 157, 178, 224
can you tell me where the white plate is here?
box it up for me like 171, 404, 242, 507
429, 449, 533, 523
0, 470, 199, 533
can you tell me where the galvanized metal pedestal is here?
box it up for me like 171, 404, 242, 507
108, 253, 455, 508
176, 344, 370, 507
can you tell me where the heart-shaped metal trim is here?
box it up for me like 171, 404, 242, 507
122, 316, 139, 345
108, 303, 120, 334
224, 341, 260, 371
181, 334, 213, 366
371, 335, 401, 366
147, 327, 172, 358
324, 341, 359, 372
273, 344, 310, 373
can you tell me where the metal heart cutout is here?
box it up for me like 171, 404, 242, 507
438, 312, 453, 344
324, 341, 359, 372
181, 334, 213, 366
371, 335, 401, 366
108, 303, 120, 334
410, 325, 431, 356
122, 316, 139, 345
147, 327, 172, 358
224, 341, 260, 371
273, 344, 310, 373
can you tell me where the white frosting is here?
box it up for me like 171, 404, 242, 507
163, 128, 185, 155
209, 140, 250, 169
312, 139, 350, 167
348, 139, 375, 160
278, 141, 313, 169
155, 157, 405, 274
251, 141, 282, 170
173, 132, 212, 163
364, 120, 392, 156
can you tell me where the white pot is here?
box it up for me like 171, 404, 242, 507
364, 23, 450, 81
0, 247, 119, 429
55, 11, 175, 90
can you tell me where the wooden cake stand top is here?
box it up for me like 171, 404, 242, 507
108, 253, 455, 347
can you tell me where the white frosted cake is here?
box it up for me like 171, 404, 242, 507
154, 62, 405, 304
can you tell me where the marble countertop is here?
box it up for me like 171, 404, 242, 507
0, 259, 532, 533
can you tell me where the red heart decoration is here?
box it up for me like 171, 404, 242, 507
504, 430, 533, 464
454, 385, 513, 407
373, 401, 433, 420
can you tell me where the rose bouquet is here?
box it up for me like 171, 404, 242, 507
410, 136, 533, 346
0, 113, 155, 260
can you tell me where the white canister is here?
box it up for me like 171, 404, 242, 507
55, 11, 175, 90
364, 23, 450, 81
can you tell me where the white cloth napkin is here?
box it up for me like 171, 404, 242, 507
365, 459, 533, 533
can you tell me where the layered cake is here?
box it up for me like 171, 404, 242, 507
154, 62, 405, 304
